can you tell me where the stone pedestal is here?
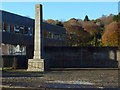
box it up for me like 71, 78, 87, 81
27, 59, 44, 71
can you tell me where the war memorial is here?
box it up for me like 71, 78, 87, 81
0, 3, 120, 90
27, 4, 44, 71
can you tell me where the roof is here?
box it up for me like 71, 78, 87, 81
1, 10, 66, 34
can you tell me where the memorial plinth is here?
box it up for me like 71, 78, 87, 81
27, 59, 44, 71
27, 4, 44, 72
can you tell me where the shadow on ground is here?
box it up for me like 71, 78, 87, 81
2, 70, 44, 77
1, 87, 119, 90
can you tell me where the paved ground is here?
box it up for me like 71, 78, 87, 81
1, 69, 120, 89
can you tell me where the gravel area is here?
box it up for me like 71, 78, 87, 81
1, 69, 120, 89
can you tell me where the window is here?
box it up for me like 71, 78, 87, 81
10, 24, 14, 33
19, 26, 24, 34
7, 24, 10, 32
47, 32, 53, 39
28, 27, 33, 36
14, 25, 20, 33
4, 23, 8, 32
53, 34, 60, 40
24, 27, 28, 34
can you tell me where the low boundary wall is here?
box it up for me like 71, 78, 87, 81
44, 47, 120, 69
2, 47, 120, 69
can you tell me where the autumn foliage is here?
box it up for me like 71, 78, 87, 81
45, 14, 119, 47
102, 22, 120, 46
83, 21, 100, 36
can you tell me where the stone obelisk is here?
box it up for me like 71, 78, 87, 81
27, 4, 44, 71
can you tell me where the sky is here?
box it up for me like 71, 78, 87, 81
1, 2, 119, 21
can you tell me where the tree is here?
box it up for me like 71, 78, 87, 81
99, 14, 113, 26
45, 19, 56, 24
64, 18, 80, 26
102, 22, 120, 46
113, 13, 120, 22
65, 25, 92, 46
45, 19, 64, 27
77, 29, 93, 46
84, 15, 90, 21
83, 21, 101, 46
56, 21, 64, 27
83, 21, 100, 35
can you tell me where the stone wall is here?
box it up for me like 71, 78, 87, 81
2, 55, 27, 69
44, 47, 119, 69
2, 47, 120, 69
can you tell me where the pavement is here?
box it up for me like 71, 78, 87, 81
1, 69, 120, 90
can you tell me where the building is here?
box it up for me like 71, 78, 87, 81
0, 10, 66, 56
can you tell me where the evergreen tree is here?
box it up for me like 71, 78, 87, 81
113, 13, 120, 22
84, 15, 90, 21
